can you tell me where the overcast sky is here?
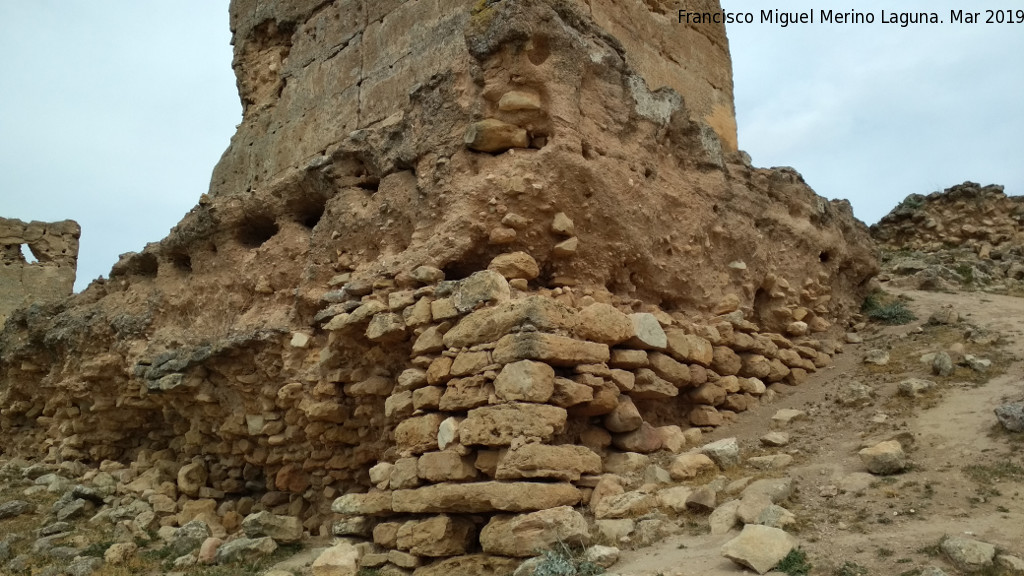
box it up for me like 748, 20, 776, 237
1, 2, 1021, 292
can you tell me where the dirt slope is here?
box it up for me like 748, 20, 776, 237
611, 288, 1024, 576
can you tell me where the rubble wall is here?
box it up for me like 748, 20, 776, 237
0, 217, 80, 325
0, 0, 878, 570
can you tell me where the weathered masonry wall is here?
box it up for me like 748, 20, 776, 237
0, 217, 80, 325
212, 0, 737, 200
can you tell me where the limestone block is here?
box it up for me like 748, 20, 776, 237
574, 303, 634, 345
495, 444, 602, 482
494, 360, 555, 403
391, 481, 581, 514
479, 507, 590, 557
488, 252, 540, 280
396, 515, 475, 557
460, 403, 567, 446
418, 451, 479, 482
465, 119, 529, 153
395, 413, 445, 454
492, 333, 610, 366
626, 313, 667, 349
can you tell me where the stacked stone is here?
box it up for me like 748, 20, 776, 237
321, 249, 842, 572
873, 182, 1024, 252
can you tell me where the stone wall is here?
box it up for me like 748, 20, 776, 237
212, 0, 737, 202
0, 217, 80, 325
0, 1, 878, 573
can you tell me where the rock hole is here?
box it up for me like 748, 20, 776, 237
753, 287, 772, 326
357, 180, 380, 193
527, 35, 551, 66
21, 244, 38, 264
289, 195, 329, 229
819, 251, 831, 263
169, 251, 192, 272
136, 253, 159, 277
236, 215, 280, 248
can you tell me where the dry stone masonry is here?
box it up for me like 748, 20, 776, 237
873, 181, 1024, 293
0, 0, 880, 573
0, 217, 80, 325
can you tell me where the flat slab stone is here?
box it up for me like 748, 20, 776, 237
492, 332, 610, 366
392, 481, 582, 513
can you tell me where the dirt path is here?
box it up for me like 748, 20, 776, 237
611, 289, 1024, 575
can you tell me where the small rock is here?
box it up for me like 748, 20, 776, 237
756, 504, 796, 529
686, 486, 718, 513
0, 500, 33, 520
552, 237, 579, 257
997, 554, 1024, 574
584, 545, 620, 568
928, 305, 959, 325
669, 453, 717, 480
104, 542, 138, 564
65, 557, 103, 576
836, 381, 875, 407
963, 354, 991, 372
859, 440, 907, 475
995, 402, 1024, 432
932, 351, 954, 376
709, 500, 742, 535
551, 212, 575, 236
167, 520, 212, 558
241, 511, 303, 543
863, 349, 890, 365
898, 378, 935, 397
214, 537, 278, 565
410, 265, 445, 284
701, 437, 741, 469
311, 541, 362, 576
760, 432, 790, 447
465, 119, 529, 153
498, 90, 542, 111
770, 409, 806, 429
845, 332, 863, 344
656, 486, 694, 513
721, 524, 798, 574
741, 478, 794, 503
941, 537, 996, 572
747, 455, 793, 470
488, 252, 540, 281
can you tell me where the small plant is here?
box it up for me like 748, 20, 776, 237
877, 547, 895, 558
963, 461, 1024, 484
776, 548, 812, 576
533, 542, 603, 576
834, 561, 869, 576
80, 540, 113, 557
862, 292, 917, 325
955, 263, 975, 284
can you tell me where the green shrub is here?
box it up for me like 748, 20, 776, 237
776, 548, 812, 576
862, 293, 916, 325
533, 543, 604, 576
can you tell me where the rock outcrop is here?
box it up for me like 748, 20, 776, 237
0, 0, 878, 572
0, 217, 80, 325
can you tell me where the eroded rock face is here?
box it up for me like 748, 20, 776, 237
0, 0, 877, 572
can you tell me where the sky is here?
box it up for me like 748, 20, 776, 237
1, 2, 1021, 292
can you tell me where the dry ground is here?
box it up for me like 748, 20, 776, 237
612, 288, 1024, 576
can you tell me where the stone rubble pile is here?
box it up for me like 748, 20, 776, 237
873, 182, 1024, 293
